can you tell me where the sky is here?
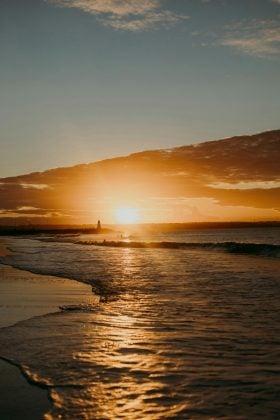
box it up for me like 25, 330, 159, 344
0, 130, 279, 224
0, 0, 280, 177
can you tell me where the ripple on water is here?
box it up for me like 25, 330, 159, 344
0, 235, 279, 418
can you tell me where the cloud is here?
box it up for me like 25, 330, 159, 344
20, 183, 49, 190
50, 0, 159, 16
0, 130, 279, 223
48, 0, 188, 31
208, 180, 280, 190
220, 19, 280, 58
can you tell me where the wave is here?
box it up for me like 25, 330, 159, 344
77, 240, 280, 258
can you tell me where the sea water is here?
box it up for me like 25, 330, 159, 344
0, 227, 279, 419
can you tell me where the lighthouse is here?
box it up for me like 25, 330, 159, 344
97, 220, 101, 232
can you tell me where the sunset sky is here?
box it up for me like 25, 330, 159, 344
1, 0, 280, 177
0, 1, 279, 224
1, 130, 279, 223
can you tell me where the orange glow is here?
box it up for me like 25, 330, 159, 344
0, 130, 279, 224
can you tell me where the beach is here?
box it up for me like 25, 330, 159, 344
0, 239, 96, 419
0, 359, 51, 420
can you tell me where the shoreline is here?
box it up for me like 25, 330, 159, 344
0, 237, 97, 419
0, 238, 98, 328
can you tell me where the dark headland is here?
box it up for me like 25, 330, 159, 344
0, 221, 279, 236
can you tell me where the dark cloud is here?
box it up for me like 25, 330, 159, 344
0, 130, 279, 222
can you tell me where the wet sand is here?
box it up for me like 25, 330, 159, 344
0, 242, 14, 257
0, 263, 97, 328
0, 360, 51, 420
0, 238, 96, 419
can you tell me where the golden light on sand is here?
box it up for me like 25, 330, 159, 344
115, 206, 140, 224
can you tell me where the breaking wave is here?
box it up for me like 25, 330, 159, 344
77, 240, 280, 258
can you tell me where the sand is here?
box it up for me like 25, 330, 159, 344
0, 238, 97, 419
0, 360, 51, 420
0, 263, 97, 328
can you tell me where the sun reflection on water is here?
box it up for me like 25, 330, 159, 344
67, 249, 191, 419
72, 308, 188, 419
4, 237, 279, 419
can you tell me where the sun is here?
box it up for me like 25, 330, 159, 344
115, 206, 140, 224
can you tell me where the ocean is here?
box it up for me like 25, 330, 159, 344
0, 227, 280, 419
